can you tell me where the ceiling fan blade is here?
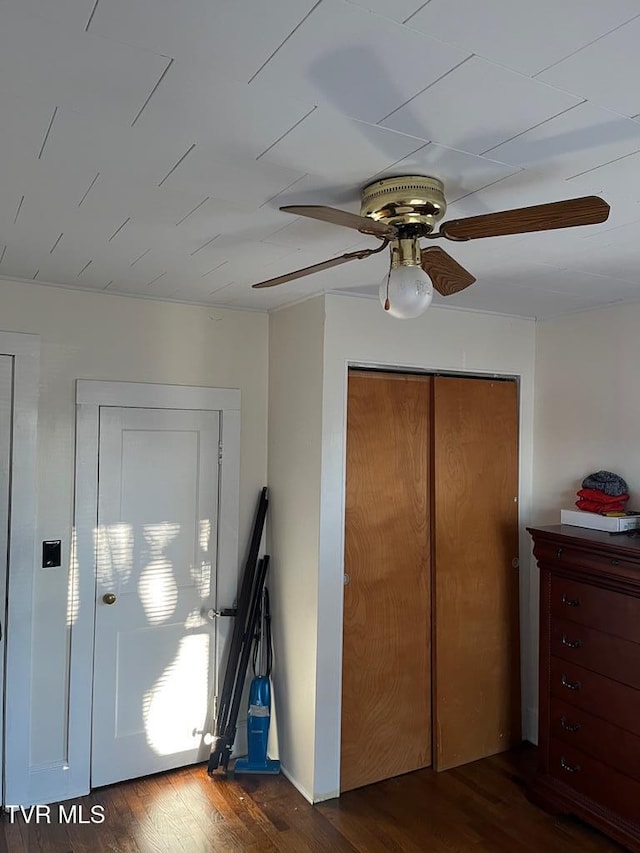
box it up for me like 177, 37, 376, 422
281, 205, 398, 239
440, 196, 610, 241
421, 247, 476, 296
252, 243, 388, 289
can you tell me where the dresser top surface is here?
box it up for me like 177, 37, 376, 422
528, 524, 640, 561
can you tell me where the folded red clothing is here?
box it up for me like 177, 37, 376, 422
577, 488, 630, 503
576, 498, 628, 514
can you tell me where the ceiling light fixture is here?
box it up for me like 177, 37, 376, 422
252, 176, 610, 314
379, 238, 433, 319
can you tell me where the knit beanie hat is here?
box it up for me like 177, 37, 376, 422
581, 470, 628, 497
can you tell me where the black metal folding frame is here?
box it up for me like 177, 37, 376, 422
207, 487, 268, 774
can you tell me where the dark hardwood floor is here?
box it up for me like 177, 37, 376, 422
1, 747, 625, 852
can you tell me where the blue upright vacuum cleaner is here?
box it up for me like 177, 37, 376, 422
234, 587, 280, 775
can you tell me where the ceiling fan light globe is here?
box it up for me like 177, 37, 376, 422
379, 265, 433, 319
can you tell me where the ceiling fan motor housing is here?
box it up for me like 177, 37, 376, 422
360, 175, 447, 236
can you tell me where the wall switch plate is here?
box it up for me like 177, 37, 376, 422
42, 540, 61, 568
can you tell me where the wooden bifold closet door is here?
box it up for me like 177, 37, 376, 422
341, 370, 520, 792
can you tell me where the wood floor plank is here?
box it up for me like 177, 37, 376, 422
319, 795, 428, 853
345, 773, 482, 852
0, 820, 26, 853
1, 748, 626, 852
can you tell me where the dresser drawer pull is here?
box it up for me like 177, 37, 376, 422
560, 716, 582, 733
561, 593, 580, 607
560, 757, 581, 774
561, 674, 581, 691
556, 547, 563, 558
561, 634, 583, 649
611, 558, 620, 566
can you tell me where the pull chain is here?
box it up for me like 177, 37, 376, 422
384, 249, 393, 311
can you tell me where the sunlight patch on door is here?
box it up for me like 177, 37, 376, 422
184, 609, 207, 629
199, 518, 211, 553
143, 634, 209, 756
192, 559, 211, 600
138, 559, 178, 625
67, 528, 79, 627
96, 523, 134, 588
193, 518, 212, 598
138, 523, 180, 624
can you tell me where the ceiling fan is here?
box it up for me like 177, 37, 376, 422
252, 176, 610, 318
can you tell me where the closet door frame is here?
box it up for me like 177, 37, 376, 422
0, 331, 39, 807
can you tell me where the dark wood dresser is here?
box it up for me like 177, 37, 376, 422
528, 524, 640, 851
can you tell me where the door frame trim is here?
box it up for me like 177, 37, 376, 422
0, 331, 40, 808
316, 349, 531, 801
68, 380, 240, 802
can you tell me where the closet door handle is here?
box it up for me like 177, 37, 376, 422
561, 634, 583, 649
561, 674, 581, 691
561, 593, 580, 607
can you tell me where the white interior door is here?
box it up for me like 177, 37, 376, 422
0, 355, 13, 803
92, 406, 220, 788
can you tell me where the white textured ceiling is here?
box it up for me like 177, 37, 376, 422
2, 0, 640, 319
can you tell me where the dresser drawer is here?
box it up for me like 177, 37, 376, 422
549, 739, 640, 824
551, 617, 640, 689
537, 538, 640, 577
550, 657, 640, 737
551, 697, 640, 782
551, 575, 640, 644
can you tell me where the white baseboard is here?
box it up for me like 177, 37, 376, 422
280, 764, 314, 804
311, 787, 339, 804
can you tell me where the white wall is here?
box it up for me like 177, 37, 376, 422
0, 279, 268, 792
530, 302, 640, 736
533, 301, 640, 519
0, 274, 542, 804
267, 296, 325, 802
314, 293, 537, 800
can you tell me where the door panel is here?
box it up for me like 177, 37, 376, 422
433, 376, 520, 770
341, 371, 431, 792
92, 407, 220, 787
0, 355, 13, 802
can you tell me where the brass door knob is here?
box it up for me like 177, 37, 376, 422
103, 593, 117, 605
